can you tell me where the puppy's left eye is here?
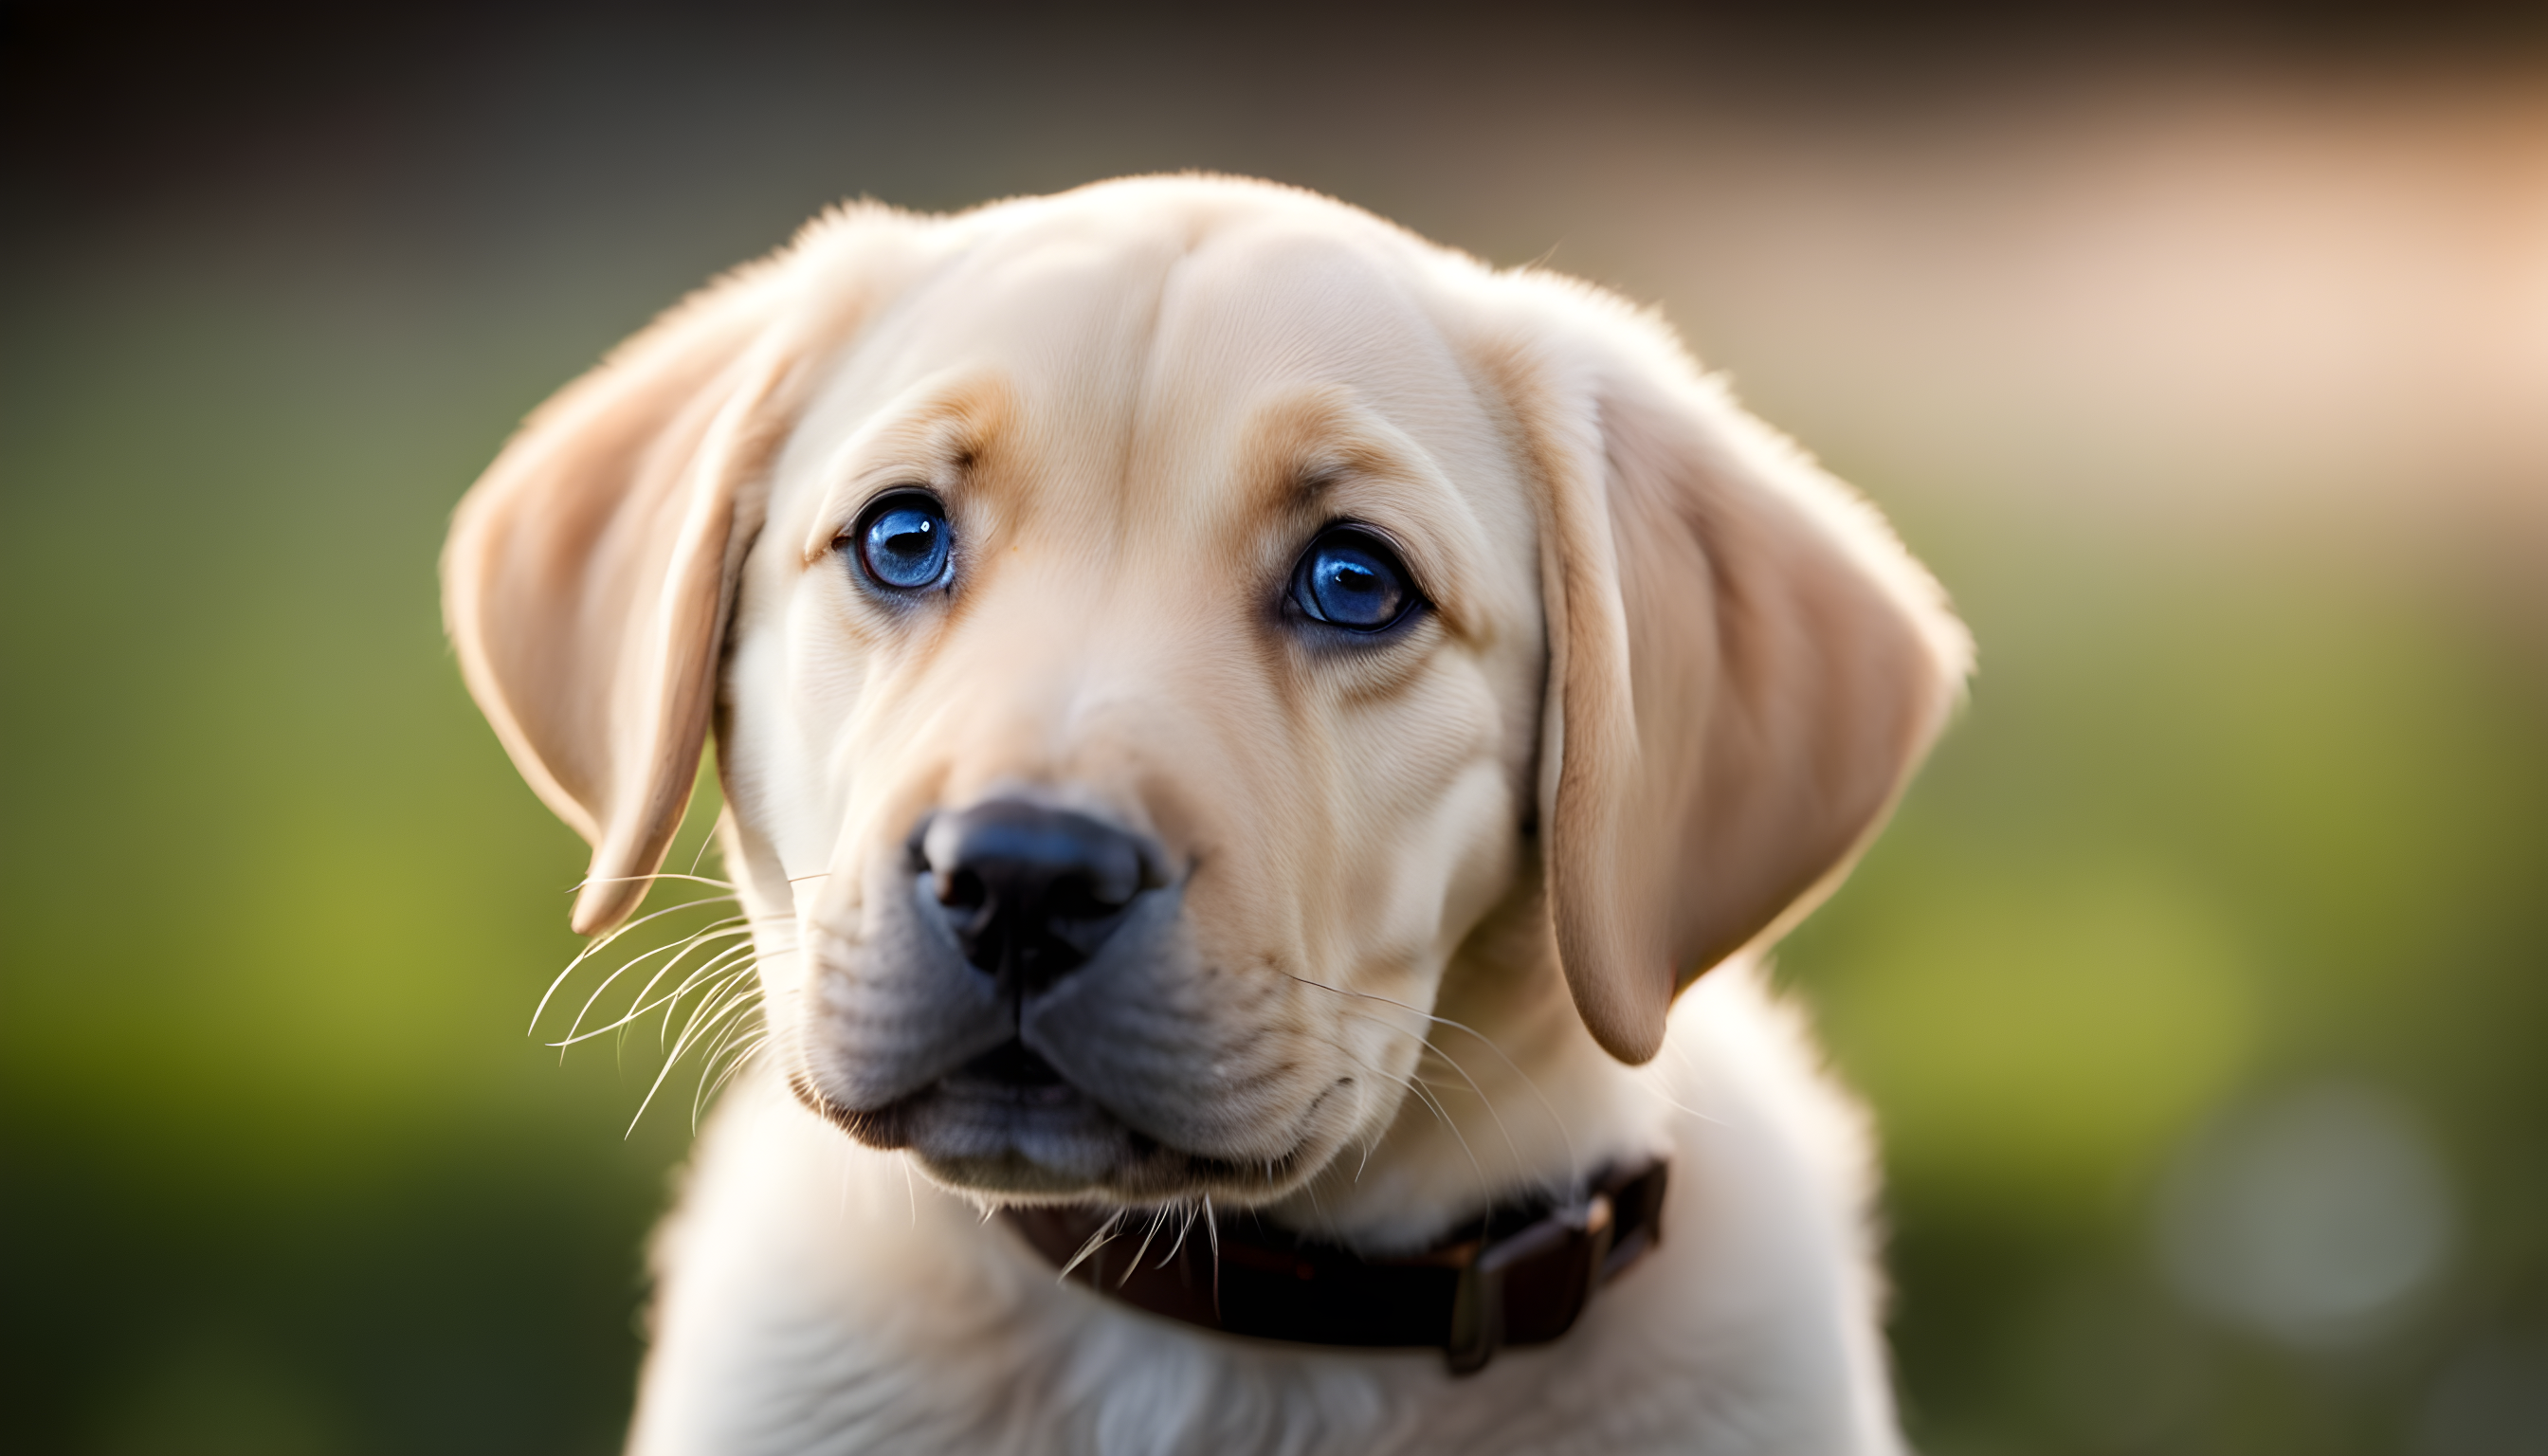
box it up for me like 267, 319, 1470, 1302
1290, 526, 1420, 632
848, 491, 954, 592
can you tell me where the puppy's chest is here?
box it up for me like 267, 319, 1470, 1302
719, 1284, 1702, 1456
679, 1195, 1714, 1456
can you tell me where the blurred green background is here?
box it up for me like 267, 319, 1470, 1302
5, 5, 2544, 1453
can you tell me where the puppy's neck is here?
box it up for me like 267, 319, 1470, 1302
1264, 880, 1670, 1254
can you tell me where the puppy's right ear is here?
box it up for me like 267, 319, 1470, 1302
443, 209, 918, 936
1465, 273, 1971, 1065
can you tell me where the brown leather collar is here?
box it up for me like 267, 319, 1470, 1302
1001, 1160, 1668, 1374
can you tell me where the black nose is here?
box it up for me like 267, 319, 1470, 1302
917, 800, 1159, 989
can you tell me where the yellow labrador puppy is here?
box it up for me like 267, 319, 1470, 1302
445, 175, 1967, 1455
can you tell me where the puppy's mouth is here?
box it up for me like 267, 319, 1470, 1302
953, 1038, 1078, 1101
792, 1040, 1315, 1202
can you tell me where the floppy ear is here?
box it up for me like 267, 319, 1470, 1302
442, 270, 794, 936
443, 209, 919, 936
1503, 294, 1972, 1064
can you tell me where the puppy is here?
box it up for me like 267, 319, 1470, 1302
444, 175, 1968, 1455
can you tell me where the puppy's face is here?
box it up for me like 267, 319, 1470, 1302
443, 178, 1968, 1218
722, 216, 1545, 1203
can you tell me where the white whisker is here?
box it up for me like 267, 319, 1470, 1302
1317, 1010, 1502, 1209
1287, 972, 1580, 1193
626, 977, 765, 1138
554, 929, 755, 1048
529, 891, 741, 1034
572, 871, 737, 891
1121, 1204, 1174, 1284
1056, 1210, 1129, 1283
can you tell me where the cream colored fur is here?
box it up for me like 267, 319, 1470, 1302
634, 966, 1896, 1456
443, 175, 1969, 1455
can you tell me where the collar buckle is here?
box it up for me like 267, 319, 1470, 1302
1444, 1160, 1667, 1373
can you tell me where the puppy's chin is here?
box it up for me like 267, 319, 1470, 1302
788, 1056, 1325, 1205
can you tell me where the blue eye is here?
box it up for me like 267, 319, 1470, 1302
853, 493, 953, 592
1290, 527, 1418, 631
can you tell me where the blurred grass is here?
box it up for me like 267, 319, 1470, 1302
4, 10, 2546, 1454
1779, 515, 2548, 1453
0, 257, 721, 1455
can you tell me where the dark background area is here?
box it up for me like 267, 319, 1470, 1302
5, 4, 2545, 1452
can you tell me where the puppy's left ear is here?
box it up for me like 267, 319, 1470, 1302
1489, 290, 1972, 1064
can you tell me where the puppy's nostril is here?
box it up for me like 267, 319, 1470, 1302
917, 799, 1161, 987
939, 867, 990, 913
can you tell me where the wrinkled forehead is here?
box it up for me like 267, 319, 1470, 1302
774, 204, 1519, 538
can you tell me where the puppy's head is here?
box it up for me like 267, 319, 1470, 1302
445, 178, 1967, 1207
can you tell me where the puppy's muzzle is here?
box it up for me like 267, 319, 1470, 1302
805, 796, 1319, 1197
916, 800, 1164, 992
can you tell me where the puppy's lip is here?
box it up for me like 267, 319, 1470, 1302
792, 1044, 1120, 1153
786, 1061, 1332, 1203
792, 1064, 1131, 1194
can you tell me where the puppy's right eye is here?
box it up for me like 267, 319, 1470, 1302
848, 491, 954, 592
1289, 524, 1421, 632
